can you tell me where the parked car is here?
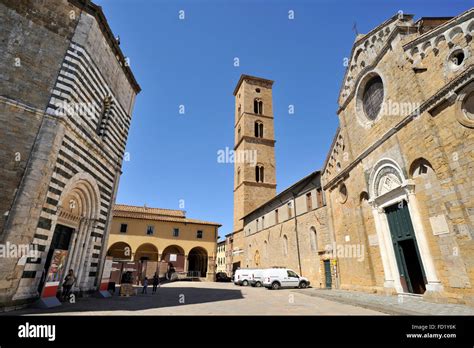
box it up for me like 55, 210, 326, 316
216, 272, 231, 282
262, 268, 310, 290
234, 268, 260, 286
250, 269, 265, 287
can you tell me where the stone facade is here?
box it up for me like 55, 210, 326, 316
241, 172, 334, 287
0, 0, 140, 308
322, 10, 474, 304
232, 10, 473, 305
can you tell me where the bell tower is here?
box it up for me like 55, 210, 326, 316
233, 75, 277, 233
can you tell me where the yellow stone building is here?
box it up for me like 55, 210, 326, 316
107, 204, 220, 281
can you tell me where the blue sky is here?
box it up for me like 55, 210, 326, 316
95, 0, 471, 238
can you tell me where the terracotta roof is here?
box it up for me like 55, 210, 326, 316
113, 204, 221, 227
114, 204, 185, 217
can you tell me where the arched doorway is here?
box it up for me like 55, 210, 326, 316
37, 173, 101, 295
187, 247, 208, 277
161, 245, 185, 272
134, 243, 159, 261
107, 242, 132, 260
369, 158, 441, 295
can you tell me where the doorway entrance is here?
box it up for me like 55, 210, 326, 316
324, 260, 332, 289
188, 247, 208, 277
38, 224, 74, 293
385, 201, 426, 294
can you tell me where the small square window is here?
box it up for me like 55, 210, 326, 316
146, 225, 154, 235
173, 228, 179, 237
197, 230, 203, 239
120, 224, 127, 233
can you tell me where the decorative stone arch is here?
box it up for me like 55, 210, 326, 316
409, 157, 435, 178
134, 243, 159, 261
434, 35, 446, 48
161, 244, 185, 272
354, 48, 364, 64
448, 26, 464, 41
468, 20, 474, 34
368, 157, 442, 295
58, 172, 101, 222
53, 172, 102, 290
369, 158, 406, 199
107, 242, 132, 260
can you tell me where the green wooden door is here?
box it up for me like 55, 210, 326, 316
385, 201, 426, 294
324, 260, 332, 289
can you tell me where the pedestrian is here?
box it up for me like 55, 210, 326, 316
152, 273, 160, 294
142, 276, 148, 294
62, 269, 76, 301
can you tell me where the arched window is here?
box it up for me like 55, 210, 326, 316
255, 165, 264, 183
283, 235, 288, 256
254, 121, 264, 138
410, 158, 434, 178
310, 227, 318, 252
254, 99, 263, 115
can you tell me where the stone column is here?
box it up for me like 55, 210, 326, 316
406, 187, 443, 293
371, 206, 396, 291
76, 219, 96, 290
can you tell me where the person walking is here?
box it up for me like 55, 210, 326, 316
62, 269, 76, 301
152, 273, 160, 294
142, 276, 148, 294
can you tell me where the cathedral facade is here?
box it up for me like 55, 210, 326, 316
233, 9, 473, 304
0, 0, 139, 308
323, 10, 473, 304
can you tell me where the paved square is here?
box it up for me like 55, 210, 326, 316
10, 282, 384, 316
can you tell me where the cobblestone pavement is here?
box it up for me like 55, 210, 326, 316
292, 288, 474, 315
7, 282, 384, 316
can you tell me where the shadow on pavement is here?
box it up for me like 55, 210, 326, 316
5, 284, 244, 315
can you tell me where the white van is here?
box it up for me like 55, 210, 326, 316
249, 269, 265, 287
234, 268, 259, 286
262, 268, 310, 290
